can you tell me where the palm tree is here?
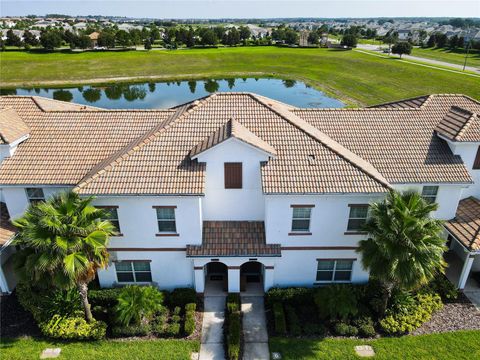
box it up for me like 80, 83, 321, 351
356, 191, 447, 314
13, 191, 114, 322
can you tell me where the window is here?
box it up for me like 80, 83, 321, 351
224, 162, 242, 189
316, 259, 354, 282
155, 206, 177, 233
347, 205, 369, 232
26, 188, 45, 204
115, 261, 152, 283
97, 206, 121, 234
422, 186, 439, 204
291, 206, 312, 232
473, 146, 480, 170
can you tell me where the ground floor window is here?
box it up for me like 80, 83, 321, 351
115, 261, 152, 283
316, 259, 354, 282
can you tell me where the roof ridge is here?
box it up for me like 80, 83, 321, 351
31, 96, 104, 112
74, 95, 215, 191
249, 93, 392, 190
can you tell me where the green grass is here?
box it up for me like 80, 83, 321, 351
411, 47, 480, 68
0, 337, 200, 360
270, 330, 480, 359
1, 47, 479, 106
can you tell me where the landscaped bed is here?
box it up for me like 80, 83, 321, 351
0, 337, 200, 360
269, 330, 480, 360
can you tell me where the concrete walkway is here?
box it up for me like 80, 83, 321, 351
241, 296, 269, 360
199, 295, 226, 360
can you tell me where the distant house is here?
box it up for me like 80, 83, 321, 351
89, 31, 100, 48
397, 29, 410, 41
299, 30, 310, 47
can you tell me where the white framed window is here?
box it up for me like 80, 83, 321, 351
155, 206, 177, 233
25, 188, 45, 204
316, 259, 354, 282
347, 205, 369, 231
97, 206, 121, 234
421, 186, 438, 204
115, 261, 152, 283
291, 206, 313, 232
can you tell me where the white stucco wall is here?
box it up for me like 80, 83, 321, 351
446, 142, 480, 199
265, 194, 383, 246
194, 138, 270, 221
91, 195, 203, 248
392, 184, 464, 220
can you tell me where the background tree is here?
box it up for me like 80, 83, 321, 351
98, 30, 116, 48
341, 33, 358, 48
307, 31, 319, 45
76, 35, 91, 49
40, 30, 63, 50
144, 38, 152, 50
238, 25, 251, 44
115, 30, 131, 47
384, 30, 398, 52
6, 29, 23, 47
201, 29, 218, 46
435, 33, 448, 48
356, 191, 446, 315
12, 191, 114, 322
23, 30, 39, 47
427, 34, 436, 47
391, 42, 412, 58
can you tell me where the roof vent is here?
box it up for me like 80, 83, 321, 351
308, 154, 316, 165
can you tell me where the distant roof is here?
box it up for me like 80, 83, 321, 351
445, 197, 480, 251
0, 93, 478, 195
88, 31, 100, 40
0, 108, 30, 144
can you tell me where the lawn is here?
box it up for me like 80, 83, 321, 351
0, 337, 200, 360
411, 47, 480, 68
1, 47, 479, 106
270, 330, 480, 360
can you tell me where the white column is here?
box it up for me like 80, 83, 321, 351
458, 254, 475, 290
194, 266, 205, 293
264, 266, 274, 292
228, 268, 240, 293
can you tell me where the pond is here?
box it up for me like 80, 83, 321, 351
2, 78, 345, 109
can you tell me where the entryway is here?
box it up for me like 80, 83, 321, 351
240, 261, 264, 295
204, 262, 228, 296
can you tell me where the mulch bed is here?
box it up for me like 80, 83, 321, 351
0, 291, 40, 338
412, 293, 480, 335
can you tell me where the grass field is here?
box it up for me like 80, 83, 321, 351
411, 47, 480, 68
0, 337, 200, 360
270, 330, 480, 360
1, 47, 479, 106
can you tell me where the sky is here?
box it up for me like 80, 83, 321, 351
1, 0, 479, 19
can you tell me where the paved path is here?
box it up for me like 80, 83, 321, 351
241, 296, 269, 360
199, 296, 226, 360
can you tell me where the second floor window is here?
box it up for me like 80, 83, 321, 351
347, 205, 369, 232
224, 162, 243, 189
156, 207, 177, 233
422, 186, 439, 204
97, 206, 121, 234
291, 206, 312, 232
26, 188, 45, 205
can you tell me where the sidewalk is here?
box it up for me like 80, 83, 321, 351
241, 295, 269, 360
199, 295, 226, 360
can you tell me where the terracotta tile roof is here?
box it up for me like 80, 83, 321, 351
435, 106, 480, 142
294, 94, 478, 184
0, 108, 30, 144
445, 197, 480, 251
0, 202, 16, 246
89, 32, 100, 40
190, 118, 277, 158
32, 96, 102, 112
186, 221, 281, 257
369, 95, 431, 109
0, 93, 477, 194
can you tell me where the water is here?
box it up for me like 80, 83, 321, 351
3, 78, 344, 109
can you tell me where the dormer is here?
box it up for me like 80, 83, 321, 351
0, 108, 30, 163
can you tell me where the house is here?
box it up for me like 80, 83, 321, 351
397, 29, 410, 41
0, 93, 479, 295
89, 31, 100, 48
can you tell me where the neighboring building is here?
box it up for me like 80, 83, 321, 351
0, 93, 479, 294
89, 31, 100, 48
299, 30, 310, 47
397, 29, 410, 41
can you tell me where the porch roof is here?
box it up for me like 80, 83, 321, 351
186, 221, 281, 257
445, 197, 480, 251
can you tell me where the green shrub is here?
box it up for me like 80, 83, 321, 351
227, 293, 241, 314
273, 302, 287, 335
111, 323, 151, 337
168, 288, 197, 308
89, 288, 123, 308
423, 275, 459, 302
380, 293, 443, 335
353, 317, 376, 338
184, 302, 196, 336
114, 285, 164, 326
227, 311, 241, 360
40, 315, 106, 340
302, 323, 326, 336
314, 284, 358, 320
151, 311, 168, 336
334, 322, 358, 337
265, 287, 316, 309
165, 322, 181, 337
173, 306, 181, 316
285, 305, 301, 336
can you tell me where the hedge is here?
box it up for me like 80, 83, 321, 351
225, 294, 241, 360
184, 303, 196, 336
40, 315, 107, 340
273, 302, 287, 335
